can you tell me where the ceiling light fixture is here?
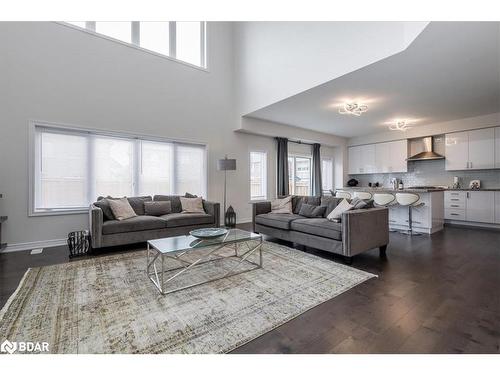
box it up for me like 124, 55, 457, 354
338, 102, 368, 116
389, 120, 411, 131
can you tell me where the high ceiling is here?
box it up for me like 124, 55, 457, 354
247, 22, 500, 138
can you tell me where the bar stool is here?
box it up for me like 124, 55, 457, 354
335, 191, 352, 200
353, 191, 373, 200
373, 193, 395, 207
395, 193, 424, 236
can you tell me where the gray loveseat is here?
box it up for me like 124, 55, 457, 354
252, 195, 389, 263
89, 195, 220, 249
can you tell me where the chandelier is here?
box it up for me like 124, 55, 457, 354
389, 120, 411, 131
338, 102, 368, 116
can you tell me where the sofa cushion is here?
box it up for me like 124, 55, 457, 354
94, 198, 115, 221
153, 195, 183, 213
127, 196, 152, 215
321, 196, 343, 217
161, 213, 214, 228
102, 216, 167, 235
292, 196, 321, 214
255, 213, 303, 230
291, 218, 343, 240
108, 197, 137, 221
299, 203, 326, 218
144, 201, 172, 216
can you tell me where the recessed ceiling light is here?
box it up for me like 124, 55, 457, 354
338, 102, 368, 116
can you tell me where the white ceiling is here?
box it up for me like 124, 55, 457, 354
247, 22, 500, 138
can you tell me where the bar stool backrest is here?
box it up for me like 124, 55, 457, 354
395, 192, 420, 206
335, 191, 352, 200
353, 191, 373, 200
373, 193, 395, 206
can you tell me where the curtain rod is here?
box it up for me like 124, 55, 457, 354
288, 139, 315, 146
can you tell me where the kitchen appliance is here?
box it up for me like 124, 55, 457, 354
390, 178, 399, 190
406, 136, 445, 161
347, 178, 359, 187
453, 176, 461, 189
469, 180, 481, 189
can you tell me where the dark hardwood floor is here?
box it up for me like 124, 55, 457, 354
1, 224, 499, 354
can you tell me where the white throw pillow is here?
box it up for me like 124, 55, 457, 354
327, 198, 353, 221
108, 198, 137, 221
180, 197, 205, 213
271, 196, 293, 214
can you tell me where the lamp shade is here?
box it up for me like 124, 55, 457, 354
217, 158, 236, 171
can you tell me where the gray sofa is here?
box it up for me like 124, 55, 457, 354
89, 195, 220, 248
252, 195, 389, 262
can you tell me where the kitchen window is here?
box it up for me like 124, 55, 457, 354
288, 156, 312, 196
31, 122, 207, 215
64, 21, 206, 69
250, 151, 267, 201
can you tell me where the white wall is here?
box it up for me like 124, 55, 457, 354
0, 22, 350, 250
348, 113, 500, 146
233, 21, 428, 116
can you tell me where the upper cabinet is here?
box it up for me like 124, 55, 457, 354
445, 128, 495, 171
349, 140, 407, 174
495, 127, 500, 168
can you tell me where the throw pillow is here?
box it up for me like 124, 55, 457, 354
184, 192, 198, 198
271, 196, 293, 214
144, 201, 172, 216
321, 196, 343, 217
180, 197, 205, 213
327, 199, 353, 221
108, 198, 137, 221
299, 203, 327, 218
94, 198, 115, 220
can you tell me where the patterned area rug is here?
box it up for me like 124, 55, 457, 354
0, 241, 376, 353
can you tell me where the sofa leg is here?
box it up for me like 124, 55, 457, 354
344, 256, 353, 265
379, 245, 387, 257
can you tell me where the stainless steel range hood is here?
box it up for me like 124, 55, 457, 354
406, 136, 445, 161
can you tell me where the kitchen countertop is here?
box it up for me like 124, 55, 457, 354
340, 187, 500, 192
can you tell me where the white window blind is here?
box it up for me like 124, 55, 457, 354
32, 124, 207, 214
250, 151, 267, 200
321, 158, 334, 192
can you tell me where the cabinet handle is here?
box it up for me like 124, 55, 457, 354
470, 162, 472, 169
451, 205, 459, 207
467, 192, 470, 199
451, 198, 459, 201
450, 213, 460, 216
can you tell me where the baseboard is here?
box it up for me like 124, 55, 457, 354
444, 220, 500, 230
2, 238, 67, 253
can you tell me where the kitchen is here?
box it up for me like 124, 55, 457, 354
341, 126, 500, 234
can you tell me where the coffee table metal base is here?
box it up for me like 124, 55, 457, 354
147, 237, 263, 295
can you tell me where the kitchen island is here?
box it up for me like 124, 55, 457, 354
338, 187, 445, 234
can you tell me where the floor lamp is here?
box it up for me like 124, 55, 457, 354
217, 155, 237, 225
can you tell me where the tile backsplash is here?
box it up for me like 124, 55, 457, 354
349, 159, 500, 189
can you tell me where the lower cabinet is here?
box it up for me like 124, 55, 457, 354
444, 190, 496, 224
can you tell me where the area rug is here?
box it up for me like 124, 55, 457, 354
0, 241, 376, 353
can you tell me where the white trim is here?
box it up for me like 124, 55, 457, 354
2, 239, 67, 253
249, 150, 268, 202
56, 22, 209, 72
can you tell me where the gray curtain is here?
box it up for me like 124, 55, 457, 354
312, 143, 323, 196
276, 137, 289, 196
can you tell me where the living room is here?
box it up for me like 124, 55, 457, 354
0, 0, 499, 372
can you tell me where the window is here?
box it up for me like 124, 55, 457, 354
250, 151, 267, 200
32, 123, 207, 214
321, 158, 334, 193
63, 21, 206, 68
288, 156, 312, 196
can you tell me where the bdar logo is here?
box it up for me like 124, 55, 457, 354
1, 339, 17, 354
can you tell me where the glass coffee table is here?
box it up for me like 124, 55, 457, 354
147, 229, 263, 295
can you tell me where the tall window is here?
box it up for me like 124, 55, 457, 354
64, 21, 206, 68
321, 158, 334, 193
288, 156, 312, 196
32, 123, 207, 214
250, 151, 267, 201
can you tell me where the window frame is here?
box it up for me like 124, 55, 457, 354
58, 21, 208, 71
288, 154, 313, 196
28, 120, 208, 216
249, 150, 268, 202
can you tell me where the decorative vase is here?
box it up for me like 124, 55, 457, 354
224, 205, 236, 228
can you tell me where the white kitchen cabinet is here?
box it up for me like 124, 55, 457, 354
495, 127, 500, 168
348, 146, 361, 174
495, 192, 500, 224
468, 128, 495, 170
445, 128, 495, 171
375, 142, 391, 173
390, 140, 408, 173
465, 191, 495, 223
348, 144, 375, 174
445, 131, 469, 170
